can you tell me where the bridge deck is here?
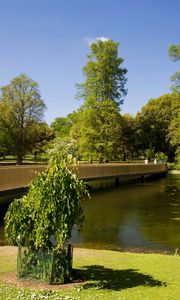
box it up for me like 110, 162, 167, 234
0, 163, 167, 192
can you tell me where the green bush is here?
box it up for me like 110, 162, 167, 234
5, 153, 89, 283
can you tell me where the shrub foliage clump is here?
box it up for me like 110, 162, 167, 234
5, 154, 89, 283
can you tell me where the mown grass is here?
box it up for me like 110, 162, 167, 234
0, 247, 180, 300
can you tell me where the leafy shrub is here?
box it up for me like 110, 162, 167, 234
5, 153, 89, 283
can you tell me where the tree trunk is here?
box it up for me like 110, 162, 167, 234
167, 153, 176, 163
16, 142, 24, 165
16, 155, 23, 165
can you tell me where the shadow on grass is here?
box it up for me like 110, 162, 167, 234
73, 265, 167, 291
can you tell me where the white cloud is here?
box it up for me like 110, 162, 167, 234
84, 36, 109, 46
96, 36, 109, 42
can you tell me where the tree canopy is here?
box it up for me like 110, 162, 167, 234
75, 39, 127, 161
169, 44, 180, 93
0, 74, 46, 164
77, 39, 127, 106
169, 44, 180, 61
50, 112, 78, 138
137, 93, 180, 162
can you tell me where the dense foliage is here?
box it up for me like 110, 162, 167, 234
0, 74, 48, 164
74, 39, 127, 162
51, 92, 180, 163
5, 154, 88, 249
136, 94, 180, 162
4, 154, 89, 283
169, 44, 180, 93
50, 112, 78, 137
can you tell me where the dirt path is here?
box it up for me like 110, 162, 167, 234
0, 246, 85, 290
0, 272, 79, 290
0, 246, 17, 256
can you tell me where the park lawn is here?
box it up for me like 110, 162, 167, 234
0, 246, 180, 300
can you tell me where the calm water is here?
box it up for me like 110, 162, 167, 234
1, 175, 180, 253
70, 174, 180, 253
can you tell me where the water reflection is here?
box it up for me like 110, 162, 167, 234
70, 175, 180, 253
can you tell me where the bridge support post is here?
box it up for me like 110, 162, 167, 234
115, 177, 119, 187
140, 175, 145, 183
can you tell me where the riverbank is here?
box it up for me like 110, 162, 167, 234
0, 246, 180, 300
169, 169, 180, 174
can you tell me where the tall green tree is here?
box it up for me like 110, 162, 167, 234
137, 94, 180, 162
167, 106, 180, 165
119, 114, 139, 161
76, 39, 127, 161
169, 44, 180, 93
0, 74, 46, 164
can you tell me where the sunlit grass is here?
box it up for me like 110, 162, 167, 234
0, 247, 180, 300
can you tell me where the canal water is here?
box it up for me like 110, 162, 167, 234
70, 174, 180, 253
0, 174, 180, 253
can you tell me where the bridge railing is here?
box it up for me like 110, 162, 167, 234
0, 165, 46, 192
76, 163, 167, 180
0, 163, 167, 192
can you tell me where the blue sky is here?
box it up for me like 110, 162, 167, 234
0, 0, 179, 124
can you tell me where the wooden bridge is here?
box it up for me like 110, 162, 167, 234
0, 163, 167, 192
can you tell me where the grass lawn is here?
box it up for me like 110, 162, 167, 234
0, 246, 180, 300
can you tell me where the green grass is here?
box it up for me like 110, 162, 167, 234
0, 247, 180, 300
